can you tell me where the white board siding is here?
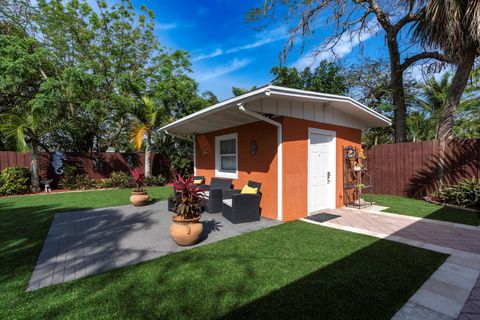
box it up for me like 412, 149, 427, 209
245, 97, 368, 130
262, 98, 277, 114
248, 99, 262, 112
277, 99, 291, 116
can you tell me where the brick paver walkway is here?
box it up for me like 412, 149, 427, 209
317, 208, 480, 255
305, 208, 480, 320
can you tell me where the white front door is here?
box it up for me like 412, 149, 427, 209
308, 128, 335, 214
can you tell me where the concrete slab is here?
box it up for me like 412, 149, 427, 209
27, 200, 279, 291
392, 302, 454, 320
410, 289, 464, 319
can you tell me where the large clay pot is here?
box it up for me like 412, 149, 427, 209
130, 191, 149, 206
169, 215, 203, 246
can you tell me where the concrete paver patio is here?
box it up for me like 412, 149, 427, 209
304, 207, 480, 320
27, 201, 278, 291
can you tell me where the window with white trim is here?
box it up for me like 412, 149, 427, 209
215, 133, 237, 178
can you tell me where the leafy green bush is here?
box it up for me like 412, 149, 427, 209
144, 175, 166, 186
98, 171, 132, 189
0, 167, 30, 195
60, 165, 96, 190
433, 178, 480, 209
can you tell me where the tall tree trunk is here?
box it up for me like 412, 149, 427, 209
436, 47, 477, 185
144, 133, 152, 178
387, 36, 408, 143
30, 142, 41, 192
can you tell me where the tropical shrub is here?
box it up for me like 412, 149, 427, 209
172, 175, 204, 219
98, 171, 132, 189
0, 167, 30, 195
60, 165, 96, 190
130, 169, 144, 192
143, 175, 166, 186
432, 178, 480, 209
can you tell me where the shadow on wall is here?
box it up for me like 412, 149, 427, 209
406, 139, 480, 198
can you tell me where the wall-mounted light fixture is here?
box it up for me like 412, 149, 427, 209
250, 140, 258, 155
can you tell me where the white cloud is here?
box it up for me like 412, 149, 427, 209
192, 25, 289, 61
292, 22, 380, 69
197, 58, 251, 81
156, 22, 177, 31
192, 49, 224, 62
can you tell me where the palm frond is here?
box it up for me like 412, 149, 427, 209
412, 0, 480, 61
0, 113, 29, 151
130, 121, 149, 150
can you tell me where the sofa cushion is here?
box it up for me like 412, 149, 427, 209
241, 185, 258, 194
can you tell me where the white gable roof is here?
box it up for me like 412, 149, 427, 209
160, 85, 391, 135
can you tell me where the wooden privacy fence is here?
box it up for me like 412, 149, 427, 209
0, 151, 171, 181
365, 139, 480, 197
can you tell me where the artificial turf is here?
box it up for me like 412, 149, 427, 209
1, 188, 447, 319
370, 194, 480, 226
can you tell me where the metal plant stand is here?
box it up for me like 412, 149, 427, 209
342, 146, 373, 209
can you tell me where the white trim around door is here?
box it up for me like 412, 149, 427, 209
307, 128, 336, 215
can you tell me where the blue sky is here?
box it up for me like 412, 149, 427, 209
133, 0, 391, 100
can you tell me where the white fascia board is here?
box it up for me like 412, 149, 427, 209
161, 85, 391, 133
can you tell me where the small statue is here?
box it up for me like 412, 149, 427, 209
42, 179, 53, 193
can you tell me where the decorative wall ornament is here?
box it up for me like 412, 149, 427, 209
51, 151, 65, 175
202, 146, 208, 156
250, 140, 258, 155
127, 155, 134, 168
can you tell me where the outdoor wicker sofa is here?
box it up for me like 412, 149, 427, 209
199, 177, 233, 213
222, 180, 262, 224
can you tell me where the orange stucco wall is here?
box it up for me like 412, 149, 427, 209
281, 116, 361, 221
194, 116, 361, 221
195, 120, 278, 219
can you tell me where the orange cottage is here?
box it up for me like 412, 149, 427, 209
161, 85, 390, 221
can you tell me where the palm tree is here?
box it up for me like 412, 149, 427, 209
130, 96, 164, 177
0, 107, 67, 192
415, 73, 451, 139
412, 0, 480, 180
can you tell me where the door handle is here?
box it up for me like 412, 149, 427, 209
327, 171, 331, 183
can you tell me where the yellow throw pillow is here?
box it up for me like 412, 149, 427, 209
193, 179, 203, 184
241, 185, 258, 194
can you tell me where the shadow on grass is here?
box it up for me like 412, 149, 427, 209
21, 222, 446, 320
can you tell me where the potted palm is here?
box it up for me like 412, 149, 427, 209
169, 175, 204, 246
129, 168, 149, 206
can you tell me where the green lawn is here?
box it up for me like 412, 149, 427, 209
370, 194, 480, 226
1, 188, 447, 319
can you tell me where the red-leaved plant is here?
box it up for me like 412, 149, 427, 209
172, 174, 204, 219
130, 168, 145, 192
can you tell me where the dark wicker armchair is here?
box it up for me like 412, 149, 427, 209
222, 181, 262, 224
199, 177, 233, 213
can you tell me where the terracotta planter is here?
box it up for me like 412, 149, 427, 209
169, 215, 203, 246
130, 191, 149, 206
